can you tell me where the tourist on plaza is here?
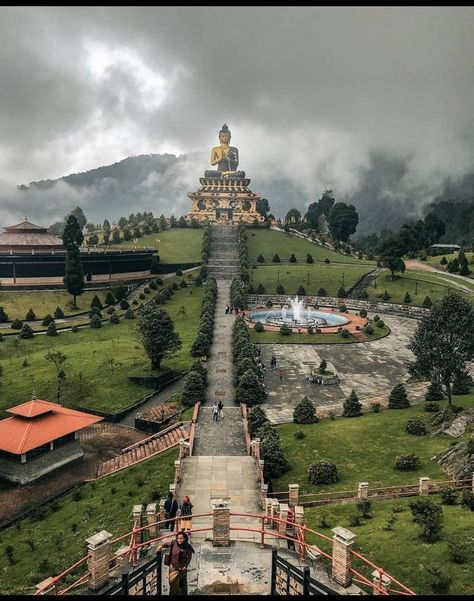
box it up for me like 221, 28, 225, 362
179, 496, 194, 533
279, 369, 284, 381
164, 491, 178, 531
158, 530, 195, 595
271, 355, 277, 370
212, 402, 219, 421
217, 400, 224, 420
225, 305, 229, 314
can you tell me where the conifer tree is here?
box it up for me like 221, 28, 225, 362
62, 214, 84, 308
388, 383, 410, 409
342, 389, 362, 417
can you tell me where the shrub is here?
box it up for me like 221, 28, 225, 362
109, 312, 120, 324
319, 359, 327, 374
42, 314, 54, 326
308, 461, 340, 485
425, 565, 451, 594
154, 293, 166, 305
143, 286, 151, 294
342, 389, 362, 417
452, 370, 472, 395
339, 304, 347, 312
254, 321, 264, 333
172, 282, 179, 291
447, 536, 470, 564
409, 497, 443, 542
460, 490, 474, 511
105, 291, 116, 305
19, 323, 34, 338
425, 380, 444, 401
306, 253, 314, 264
89, 307, 101, 318
106, 306, 116, 314
373, 314, 380, 322
340, 328, 350, 338
440, 487, 459, 505
11, 319, 23, 329
272, 253, 281, 263
194, 275, 203, 287
372, 401, 381, 413
266, 300, 273, 308
149, 280, 158, 290
356, 500, 372, 518
181, 370, 206, 406
324, 258, 330, 264
280, 323, 291, 336
294, 430, 305, 439
259, 423, 289, 479
248, 405, 269, 437
403, 291, 412, 304
256, 283, 266, 294
348, 514, 362, 527
71, 325, 79, 332
364, 324, 374, 335
394, 454, 421, 470
359, 308, 367, 318
317, 287, 327, 297
388, 383, 410, 409
289, 253, 297, 263
337, 286, 347, 298
257, 254, 265, 263
0, 306, 9, 322
293, 397, 318, 424
297, 285, 306, 295
25, 308, 36, 321
179, 280, 187, 288
405, 419, 427, 435
276, 283, 285, 295
376, 319, 385, 328
422, 296, 433, 309
54, 306, 64, 319
382, 290, 391, 301
124, 308, 136, 320
359, 289, 368, 299
46, 321, 58, 336
90, 314, 102, 328
424, 402, 441, 413
120, 299, 130, 310
90, 295, 103, 310
139, 292, 146, 300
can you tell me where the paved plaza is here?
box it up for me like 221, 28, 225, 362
258, 315, 424, 423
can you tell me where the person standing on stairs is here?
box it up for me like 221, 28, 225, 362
164, 491, 178, 531
158, 530, 194, 595
179, 496, 193, 534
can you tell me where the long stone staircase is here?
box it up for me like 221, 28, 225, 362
207, 224, 240, 280
95, 422, 190, 478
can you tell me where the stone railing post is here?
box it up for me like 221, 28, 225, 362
278, 503, 289, 538
169, 483, 176, 498
271, 499, 280, 529
146, 503, 158, 537
158, 499, 166, 534
358, 482, 369, 500
419, 477, 430, 495
174, 459, 182, 484
331, 527, 356, 587
294, 505, 306, 558
211, 498, 230, 547
86, 530, 113, 591
252, 438, 261, 461
288, 484, 299, 507
471, 473, 474, 493
261, 483, 268, 510
372, 569, 391, 594
179, 438, 187, 459
265, 497, 273, 527
258, 459, 265, 483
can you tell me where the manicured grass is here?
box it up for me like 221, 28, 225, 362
250, 263, 373, 297
249, 323, 390, 344
0, 290, 112, 321
273, 394, 474, 494
367, 269, 474, 306
0, 285, 204, 416
303, 496, 474, 596
0, 448, 176, 595
247, 229, 376, 265
118, 228, 203, 263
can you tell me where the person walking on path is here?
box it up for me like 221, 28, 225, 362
179, 496, 193, 534
164, 491, 178, 531
158, 530, 195, 595
217, 400, 224, 420
225, 305, 229, 314
271, 355, 277, 371
212, 402, 219, 422
279, 369, 284, 381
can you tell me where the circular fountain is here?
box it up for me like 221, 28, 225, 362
248, 296, 350, 330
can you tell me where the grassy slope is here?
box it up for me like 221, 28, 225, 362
247, 229, 376, 265
426, 251, 474, 266
117, 228, 203, 263
0, 285, 203, 416
273, 394, 474, 493
304, 497, 474, 596
251, 263, 373, 296
0, 448, 176, 595
367, 269, 474, 306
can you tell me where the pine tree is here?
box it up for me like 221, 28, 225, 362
293, 397, 318, 424
404, 291, 412, 304
388, 383, 410, 409
46, 321, 58, 336
62, 214, 84, 308
181, 370, 206, 406
236, 369, 266, 406
425, 380, 444, 402
342, 389, 362, 417
105, 291, 116, 306
248, 405, 269, 437
259, 423, 289, 479
136, 305, 181, 370
0, 306, 8, 322
54, 306, 64, 319
422, 296, 433, 309
90, 294, 103, 310
25, 308, 36, 321
19, 323, 34, 339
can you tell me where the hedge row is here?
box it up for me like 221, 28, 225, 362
190, 277, 218, 358
200, 221, 211, 280
231, 316, 266, 406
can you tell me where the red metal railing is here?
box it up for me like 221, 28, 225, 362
35, 511, 416, 596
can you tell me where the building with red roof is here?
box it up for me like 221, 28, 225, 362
0, 398, 103, 484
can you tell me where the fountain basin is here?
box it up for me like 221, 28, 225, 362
248, 309, 350, 329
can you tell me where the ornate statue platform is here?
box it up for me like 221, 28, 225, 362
186, 124, 264, 224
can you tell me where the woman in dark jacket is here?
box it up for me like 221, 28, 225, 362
159, 530, 194, 595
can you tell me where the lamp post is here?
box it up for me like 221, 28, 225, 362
277, 270, 280, 282
415, 280, 418, 295
342, 272, 345, 288
307, 270, 310, 285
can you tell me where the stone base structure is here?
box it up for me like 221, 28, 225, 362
187, 175, 264, 224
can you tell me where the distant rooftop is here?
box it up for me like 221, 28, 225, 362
0, 218, 63, 249
429, 243, 461, 248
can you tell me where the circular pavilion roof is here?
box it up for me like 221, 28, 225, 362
0, 219, 64, 250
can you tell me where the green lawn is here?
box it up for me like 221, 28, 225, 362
367, 269, 474, 305
249, 323, 390, 344
0, 290, 112, 321
118, 228, 203, 263
0, 448, 176, 595
0, 285, 204, 416
250, 263, 373, 297
273, 394, 474, 494
303, 496, 474, 596
247, 229, 376, 265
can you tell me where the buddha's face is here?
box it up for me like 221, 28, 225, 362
219, 131, 231, 145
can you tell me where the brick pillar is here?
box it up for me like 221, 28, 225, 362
271, 499, 280, 529
278, 503, 289, 538
132, 504, 143, 524
288, 484, 299, 507
252, 438, 261, 460
358, 482, 369, 500
211, 498, 230, 547
261, 483, 268, 510
179, 438, 187, 458
158, 499, 166, 534
86, 530, 113, 591
265, 497, 273, 526
372, 569, 391, 594
294, 505, 305, 558
331, 527, 356, 587
146, 503, 158, 537
419, 477, 430, 495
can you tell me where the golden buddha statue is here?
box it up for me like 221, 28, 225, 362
209, 124, 241, 177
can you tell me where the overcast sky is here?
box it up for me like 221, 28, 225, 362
0, 6, 474, 223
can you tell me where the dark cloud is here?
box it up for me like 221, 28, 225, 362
0, 7, 473, 228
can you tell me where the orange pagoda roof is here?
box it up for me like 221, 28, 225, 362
0, 399, 103, 455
